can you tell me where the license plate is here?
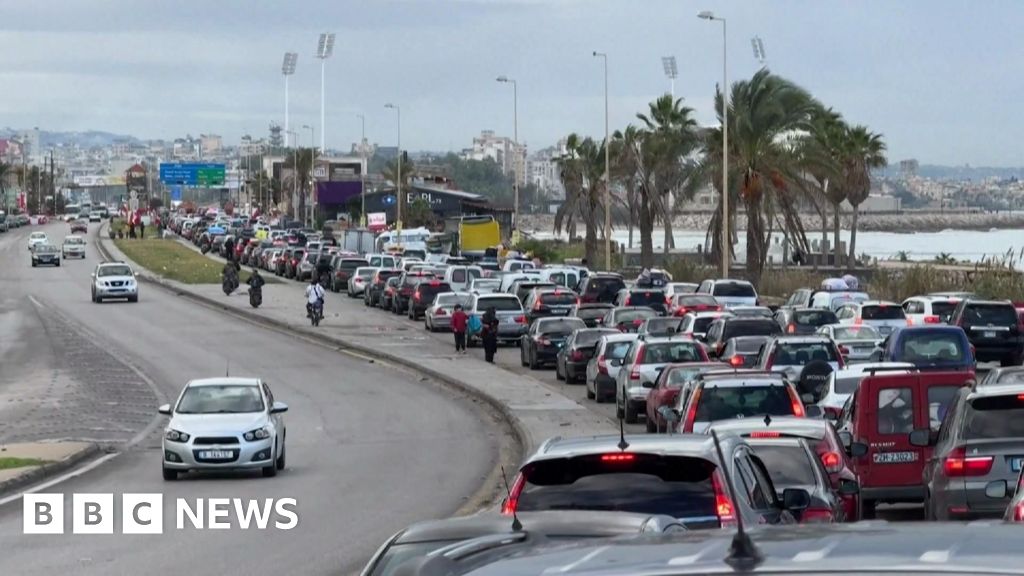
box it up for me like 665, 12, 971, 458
873, 451, 918, 464
200, 450, 232, 459
1012, 458, 1023, 472
879, 326, 892, 335
985, 331, 997, 338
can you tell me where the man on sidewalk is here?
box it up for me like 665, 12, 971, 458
451, 304, 468, 354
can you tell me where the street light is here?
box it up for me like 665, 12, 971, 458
661, 56, 678, 97
316, 33, 335, 153
384, 103, 402, 230
286, 129, 298, 221
303, 124, 316, 227
496, 76, 519, 238
699, 10, 729, 278
593, 51, 611, 272
357, 114, 367, 226
282, 52, 298, 146
751, 36, 766, 65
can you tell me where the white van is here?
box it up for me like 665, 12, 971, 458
367, 253, 399, 269
535, 267, 581, 290
502, 259, 537, 273
444, 265, 484, 292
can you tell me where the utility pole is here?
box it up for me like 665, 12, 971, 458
358, 114, 366, 226
50, 150, 55, 215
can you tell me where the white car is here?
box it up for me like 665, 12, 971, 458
817, 362, 914, 418
159, 377, 288, 480
62, 235, 87, 259
901, 295, 961, 325
586, 333, 638, 403
89, 211, 103, 223
834, 300, 908, 337
91, 261, 139, 303
696, 278, 759, 308
27, 232, 48, 251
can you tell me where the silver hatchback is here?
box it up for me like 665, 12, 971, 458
468, 293, 527, 344
616, 337, 708, 424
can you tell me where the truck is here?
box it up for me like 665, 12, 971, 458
427, 215, 502, 260
334, 228, 376, 255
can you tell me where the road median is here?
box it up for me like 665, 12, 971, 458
0, 442, 102, 499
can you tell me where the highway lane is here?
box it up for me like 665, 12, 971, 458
0, 222, 501, 576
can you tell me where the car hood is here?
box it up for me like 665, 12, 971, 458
169, 412, 269, 434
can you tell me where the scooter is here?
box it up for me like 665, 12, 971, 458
222, 271, 239, 296
249, 285, 262, 308
309, 299, 323, 326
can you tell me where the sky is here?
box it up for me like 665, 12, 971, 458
1, 0, 1022, 166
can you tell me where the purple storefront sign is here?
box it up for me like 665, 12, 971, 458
316, 181, 363, 205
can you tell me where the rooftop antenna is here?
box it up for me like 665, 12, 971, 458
711, 430, 762, 569
617, 415, 630, 451
500, 466, 522, 532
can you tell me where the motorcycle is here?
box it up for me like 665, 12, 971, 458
249, 285, 262, 308
309, 299, 324, 326
222, 270, 239, 295
200, 243, 211, 255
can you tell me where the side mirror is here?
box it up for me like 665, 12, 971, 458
90, 273, 95, 278
804, 405, 823, 419
271, 401, 289, 414
782, 487, 811, 511
908, 429, 931, 447
838, 480, 860, 496
158, 404, 172, 415
985, 480, 1009, 500
850, 442, 869, 458
824, 411, 838, 423
641, 381, 656, 389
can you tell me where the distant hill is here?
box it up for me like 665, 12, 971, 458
0, 128, 140, 148
879, 163, 1024, 181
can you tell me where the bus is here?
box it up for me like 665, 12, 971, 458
376, 227, 432, 255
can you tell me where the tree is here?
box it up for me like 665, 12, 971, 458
0, 162, 11, 212
405, 197, 437, 228
282, 147, 320, 222
798, 107, 848, 267
842, 125, 887, 270
555, 134, 605, 265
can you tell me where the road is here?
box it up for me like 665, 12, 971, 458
0, 222, 500, 576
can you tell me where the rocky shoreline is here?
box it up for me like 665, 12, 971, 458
519, 211, 1024, 235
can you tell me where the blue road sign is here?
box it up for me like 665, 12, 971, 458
159, 163, 226, 186
171, 185, 182, 201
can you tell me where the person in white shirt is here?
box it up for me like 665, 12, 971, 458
305, 277, 326, 318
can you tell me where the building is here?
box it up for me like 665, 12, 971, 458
200, 134, 222, 158
362, 181, 512, 237
461, 130, 526, 186
526, 144, 566, 201
16, 128, 40, 163
899, 159, 919, 179
240, 135, 269, 157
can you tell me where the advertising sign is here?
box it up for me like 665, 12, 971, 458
367, 212, 387, 230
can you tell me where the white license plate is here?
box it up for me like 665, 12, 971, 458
199, 450, 233, 459
1012, 458, 1023, 472
985, 331, 997, 338
873, 451, 918, 464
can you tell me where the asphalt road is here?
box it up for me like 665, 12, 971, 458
0, 222, 500, 576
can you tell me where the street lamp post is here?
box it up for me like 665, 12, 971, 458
593, 51, 611, 272
661, 56, 678, 98
286, 130, 298, 221
699, 10, 729, 278
316, 33, 335, 153
303, 124, 316, 227
496, 76, 519, 239
384, 103, 402, 230
357, 114, 366, 226
282, 52, 298, 146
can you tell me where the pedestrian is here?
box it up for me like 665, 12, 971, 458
128, 221, 136, 238
139, 218, 145, 239
451, 303, 468, 354
481, 306, 500, 363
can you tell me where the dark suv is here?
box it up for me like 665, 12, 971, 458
615, 288, 668, 315
775, 308, 839, 335
393, 271, 435, 315
704, 317, 783, 359
949, 299, 1023, 366
578, 273, 627, 304
408, 279, 453, 320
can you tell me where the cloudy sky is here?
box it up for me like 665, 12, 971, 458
1, 0, 1021, 165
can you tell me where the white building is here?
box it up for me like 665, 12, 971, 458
461, 130, 526, 186
526, 143, 566, 200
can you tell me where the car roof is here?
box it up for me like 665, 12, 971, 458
852, 300, 900, 307
536, 316, 585, 326
611, 306, 658, 313
904, 295, 962, 302
685, 311, 732, 319
832, 364, 913, 378
969, 382, 1024, 399
697, 373, 789, 387
961, 299, 1014, 306
710, 278, 753, 285
599, 333, 639, 343
771, 335, 832, 344
533, 433, 722, 461
638, 336, 698, 344
187, 377, 261, 387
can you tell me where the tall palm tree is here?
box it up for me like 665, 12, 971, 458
282, 147, 319, 221
555, 134, 605, 265
700, 69, 820, 284
842, 125, 887, 270
799, 108, 848, 267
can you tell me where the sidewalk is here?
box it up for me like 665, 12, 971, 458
0, 442, 100, 496
97, 230, 618, 458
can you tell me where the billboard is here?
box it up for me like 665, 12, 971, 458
367, 212, 387, 229
158, 163, 226, 186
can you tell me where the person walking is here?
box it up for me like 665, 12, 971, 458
481, 306, 499, 363
138, 218, 145, 239
451, 304, 468, 354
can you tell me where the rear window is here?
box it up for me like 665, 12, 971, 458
641, 342, 703, 364
378, 270, 402, 280
752, 444, 816, 487
643, 318, 684, 334
832, 326, 881, 340
666, 366, 718, 387
677, 295, 718, 306
451, 269, 467, 283
898, 332, 966, 364
713, 282, 756, 297
576, 330, 618, 347
793, 310, 838, 327
930, 301, 958, 321
964, 395, 1024, 439
604, 341, 634, 360
516, 454, 716, 520
774, 342, 838, 365
588, 277, 625, 293
692, 316, 719, 334
540, 292, 578, 306
537, 319, 587, 334
862, 305, 905, 320
628, 291, 665, 305
833, 376, 862, 395
418, 282, 452, 296
963, 304, 1018, 326
614, 309, 659, 324
696, 384, 796, 421
341, 259, 369, 269
576, 307, 612, 320
478, 297, 522, 312
730, 337, 771, 353
723, 320, 782, 339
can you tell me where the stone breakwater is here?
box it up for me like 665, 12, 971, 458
519, 211, 1024, 235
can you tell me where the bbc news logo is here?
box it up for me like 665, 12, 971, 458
23, 494, 299, 534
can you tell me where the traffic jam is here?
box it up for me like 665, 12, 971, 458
166, 212, 1024, 575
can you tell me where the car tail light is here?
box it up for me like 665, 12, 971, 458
924, 315, 941, 324
1014, 502, 1024, 523
749, 431, 781, 438
838, 345, 850, 356
533, 299, 542, 310
570, 350, 585, 362
601, 453, 634, 462
515, 315, 527, 324
729, 355, 744, 367
597, 355, 608, 375
943, 447, 993, 477
537, 336, 551, 346
801, 508, 834, 524
682, 387, 702, 432
501, 473, 525, 515
786, 386, 806, 417
414, 291, 421, 301
674, 307, 689, 317
787, 323, 797, 334
632, 319, 644, 326
435, 309, 447, 316
712, 470, 736, 527
821, 451, 842, 474
665, 295, 673, 305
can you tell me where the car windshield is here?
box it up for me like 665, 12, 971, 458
516, 454, 717, 521
964, 304, 1018, 325
899, 332, 965, 364
834, 376, 863, 395
862, 305, 905, 320
695, 384, 796, 421
175, 385, 265, 414
538, 319, 587, 334
832, 326, 881, 340
793, 310, 838, 326
64, 237, 85, 245
604, 340, 634, 360
774, 342, 838, 365
753, 444, 816, 487
98, 265, 132, 277
540, 292, 578, 305
964, 395, 1024, 439
588, 277, 624, 293
575, 329, 617, 347
614, 309, 658, 323
478, 297, 521, 311
35, 245, 56, 253
712, 282, 756, 297
641, 342, 703, 364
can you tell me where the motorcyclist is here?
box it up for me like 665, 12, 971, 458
222, 259, 240, 284
247, 267, 265, 290
305, 276, 326, 318
315, 253, 332, 286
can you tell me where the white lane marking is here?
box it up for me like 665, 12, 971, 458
920, 550, 951, 563
543, 546, 607, 574
0, 453, 119, 507
793, 542, 838, 562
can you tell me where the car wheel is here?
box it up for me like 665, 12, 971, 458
31, 261, 37, 267
275, 441, 286, 471
555, 360, 564, 381
859, 498, 876, 520
56, 260, 60, 267
586, 386, 595, 400
263, 445, 279, 477
529, 350, 539, 370
162, 466, 177, 481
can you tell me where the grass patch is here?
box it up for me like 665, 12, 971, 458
114, 238, 264, 285
0, 457, 47, 470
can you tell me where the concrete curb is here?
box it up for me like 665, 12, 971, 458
95, 225, 525, 514
0, 444, 102, 499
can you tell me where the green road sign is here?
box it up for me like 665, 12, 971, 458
196, 166, 225, 186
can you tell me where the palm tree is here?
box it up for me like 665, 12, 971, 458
282, 147, 319, 221
701, 69, 821, 284
555, 134, 605, 265
842, 125, 887, 270
799, 108, 848, 267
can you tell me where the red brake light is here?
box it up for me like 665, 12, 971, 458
943, 447, 993, 477
430, 280, 440, 286
801, 508, 834, 524
1015, 502, 1024, 522
414, 291, 421, 300
501, 473, 525, 515
625, 296, 632, 305
600, 453, 634, 462
924, 315, 941, 324
534, 299, 542, 310
435, 309, 447, 316
729, 355, 744, 367
821, 451, 842, 473
683, 387, 702, 432
597, 355, 608, 375
838, 345, 850, 356
787, 323, 796, 334
787, 386, 806, 417
515, 315, 527, 324
570, 350, 585, 362
712, 471, 735, 525
633, 319, 644, 326
749, 431, 781, 438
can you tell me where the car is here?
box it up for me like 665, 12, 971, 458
757, 335, 845, 399
816, 324, 884, 363
31, 244, 60, 267
835, 300, 908, 337
393, 271, 436, 315
87, 210, 101, 223
817, 363, 915, 418
555, 327, 619, 383
61, 235, 87, 259
523, 288, 580, 324
745, 437, 849, 523
719, 335, 773, 368
708, 415, 862, 521
408, 279, 453, 320
677, 310, 735, 342
585, 333, 639, 403
520, 317, 588, 369
500, 434, 805, 529
601, 306, 660, 333
468, 277, 500, 295
977, 366, 1024, 387
918, 382, 1024, 520
329, 256, 370, 291
70, 220, 88, 234
902, 294, 962, 325
513, 281, 558, 307
616, 337, 710, 423
296, 251, 320, 282
27, 231, 48, 251
613, 288, 668, 315
663, 282, 699, 301
810, 289, 871, 312
644, 362, 726, 433
0, 217, 7, 233
91, 261, 139, 303
442, 265, 484, 293
379, 276, 402, 310
869, 325, 975, 373
696, 278, 759, 308
576, 273, 626, 304
835, 368, 973, 518
424, 292, 473, 332
347, 266, 377, 297
158, 377, 288, 480
669, 293, 722, 317
728, 305, 775, 319
636, 316, 689, 337
366, 268, 403, 307
774, 307, 839, 335
567, 302, 614, 328
468, 294, 527, 346
704, 317, 782, 359
948, 299, 1024, 366
677, 371, 808, 433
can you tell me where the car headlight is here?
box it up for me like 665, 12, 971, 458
243, 427, 271, 441
165, 429, 190, 442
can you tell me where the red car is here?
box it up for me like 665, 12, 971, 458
671, 294, 722, 317
644, 362, 726, 433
